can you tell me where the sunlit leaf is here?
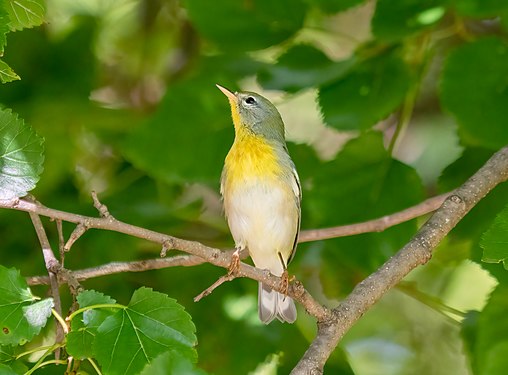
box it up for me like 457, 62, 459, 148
318, 50, 411, 130
0, 60, 19, 83
0, 266, 53, 346
0, 6, 9, 52
94, 287, 197, 375
0, 109, 44, 199
440, 37, 508, 149
4, 0, 45, 31
249, 353, 279, 375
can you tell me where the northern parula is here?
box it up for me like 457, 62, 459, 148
217, 84, 301, 324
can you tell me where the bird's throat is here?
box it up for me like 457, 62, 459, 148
224, 131, 281, 189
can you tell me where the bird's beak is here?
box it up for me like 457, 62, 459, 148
216, 84, 237, 102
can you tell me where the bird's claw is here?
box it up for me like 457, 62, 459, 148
228, 248, 241, 276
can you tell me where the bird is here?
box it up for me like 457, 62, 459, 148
217, 84, 301, 324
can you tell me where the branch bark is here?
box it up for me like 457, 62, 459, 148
21, 192, 450, 285
2, 196, 330, 321
290, 146, 508, 374
298, 192, 449, 242
28, 213, 64, 354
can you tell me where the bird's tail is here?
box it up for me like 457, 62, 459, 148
258, 282, 297, 324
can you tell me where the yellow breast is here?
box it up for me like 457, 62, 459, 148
223, 129, 281, 192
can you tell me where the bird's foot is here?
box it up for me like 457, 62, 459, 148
280, 269, 290, 296
227, 248, 241, 276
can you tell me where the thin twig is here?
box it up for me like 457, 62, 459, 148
8, 192, 451, 323
55, 219, 65, 266
26, 254, 208, 286
23, 192, 451, 284
160, 239, 174, 257
194, 273, 237, 302
28, 213, 64, 357
64, 223, 87, 252
6, 197, 328, 321
291, 145, 508, 374
91, 191, 111, 218
298, 192, 449, 242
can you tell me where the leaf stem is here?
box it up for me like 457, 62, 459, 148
388, 34, 432, 155
51, 308, 69, 334
16, 344, 61, 360
67, 303, 126, 322
25, 359, 67, 374
396, 282, 466, 320
88, 358, 103, 375
388, 85, 418, 155
23, 345, 63, 375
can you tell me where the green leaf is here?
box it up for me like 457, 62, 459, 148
0, 345, 15, 362
0, 60, 19, 83
0, 6, 9, 53
0, 108, 44, 199
4, 0, 45, 31
481, 205, 508, 269
460, 311, 479, 374
140, 351, 208, 375
449, 0, 508, 18
258, 45, 355, 93
318, 51, 411, 130
185, 0, 307, 52
0, 363, 17, 374
122, 56, 263, 184
94, 287, 197, 375
0, 266, 53, 346
475, 284, 508, 375
67, 290, 117, 360
372, 0, 446, 41
438, 147, 508, 282
440, 37, 508, 149
291, 132, 424, 297
307, 0, 365, 13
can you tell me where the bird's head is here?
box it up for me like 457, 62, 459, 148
217, 84, 285, 143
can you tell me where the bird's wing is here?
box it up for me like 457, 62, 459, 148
287, 165, 302, 264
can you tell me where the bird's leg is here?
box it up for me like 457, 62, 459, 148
277, 252, 290, 297
228, 246, 242, 275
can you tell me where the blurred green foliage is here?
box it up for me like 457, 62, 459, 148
0, 0, 508, 373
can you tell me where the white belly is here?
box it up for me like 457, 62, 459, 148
224, 179, 298, 276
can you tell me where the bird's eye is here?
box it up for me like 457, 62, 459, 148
245, 96, 256, 105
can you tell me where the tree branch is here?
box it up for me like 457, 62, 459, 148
291, 145, 508, 374
22, 192, 451, 287
1, 189, 453, 325
26, 254, 207, 286
2, 146, 506, 374
28, 213, 64, 354
2, 196, 330, 321
298, 192, 449, 242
